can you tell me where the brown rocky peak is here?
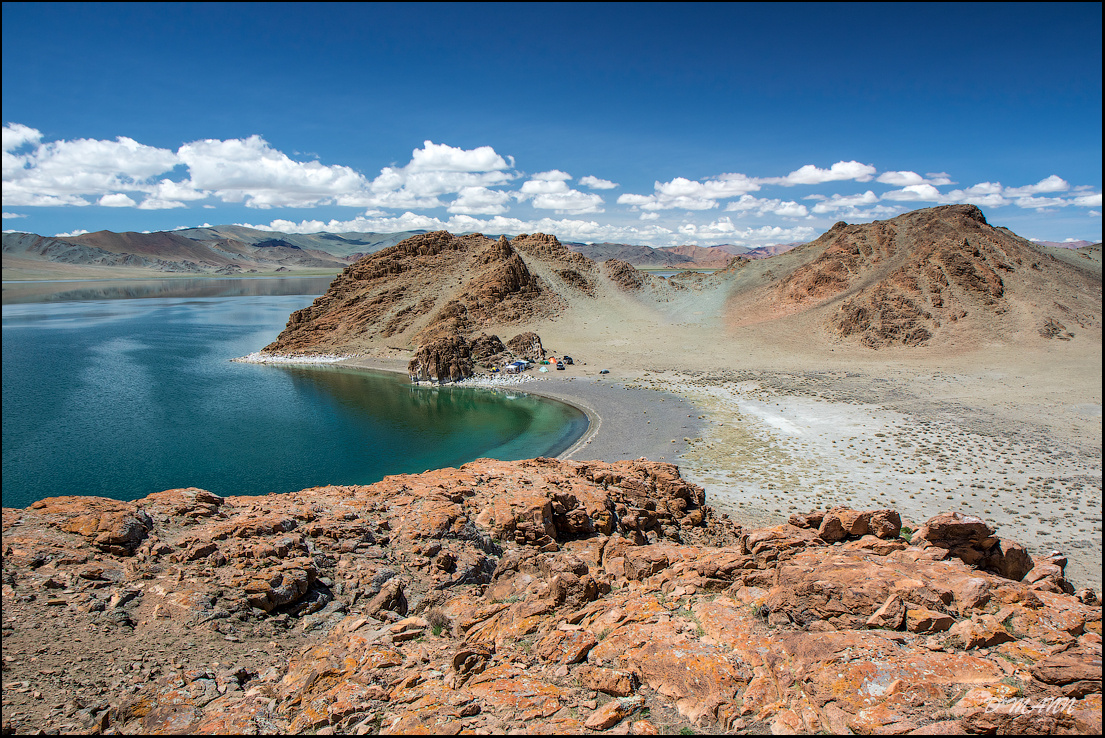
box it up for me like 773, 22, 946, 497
510, 232, 565, 255
261, 228, 566, 360
512, 232, 595, 270
743, 203, 1101, 349
480, 234, 517, 264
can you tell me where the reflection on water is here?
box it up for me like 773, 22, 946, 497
1, 276, 339, 304
2, 292, 586, 508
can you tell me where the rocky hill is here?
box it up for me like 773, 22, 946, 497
722, 205, 1102, 349
262, 230, 694, 380
1, 458, 1099, 734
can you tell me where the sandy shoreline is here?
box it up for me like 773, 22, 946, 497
338, 356, 707, 465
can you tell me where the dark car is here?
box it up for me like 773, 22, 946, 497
555, 362, 565, 370
562, 356, 574, 365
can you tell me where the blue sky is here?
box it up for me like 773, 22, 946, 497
2, 2, 1101, 246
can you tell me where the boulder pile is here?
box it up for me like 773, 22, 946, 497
2, 459, 1100, 734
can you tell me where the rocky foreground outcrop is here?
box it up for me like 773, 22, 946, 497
2, 459, 1100, 735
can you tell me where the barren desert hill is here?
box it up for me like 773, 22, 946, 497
1040, 241, 1102, 277
1034, 239, 1098, 250
742, 241, 804, 259
262, 231, 603, 356
717, 204, 1102, 350
63, 228, 355, 271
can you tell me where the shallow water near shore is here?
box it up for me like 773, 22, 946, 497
1, 287, 586, 508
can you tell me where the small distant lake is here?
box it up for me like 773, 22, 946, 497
1, 278, 587, 509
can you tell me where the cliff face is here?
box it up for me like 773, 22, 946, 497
2, 459, 1100, 734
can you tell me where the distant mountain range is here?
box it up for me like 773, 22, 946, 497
4, 221, 1097, 281
2, 226, 428, 278
1031, 239, 1097, 249
3, 224, 808, 279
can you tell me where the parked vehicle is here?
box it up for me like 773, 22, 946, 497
555, 362, 565, 370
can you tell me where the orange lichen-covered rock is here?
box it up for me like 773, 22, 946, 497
2, 457, 1100, 735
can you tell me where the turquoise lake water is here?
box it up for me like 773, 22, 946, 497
1, 279, 587, 509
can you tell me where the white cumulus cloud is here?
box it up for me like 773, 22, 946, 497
618, 173, 759, 211
761, 160, 876, 186
1004, 175, 1069, 197
880, 183, 946, 202
810, 190, 880, 213
97, 193, 138, 207
579, 175, 618, 189
724, 194, 809, 217
516, 171, 604, 213
407, 140, 512, 172
177, 135, 367, 208
447, 186, 512, 215
678, 218, 816, 244
3, 124, 180, 207
1014, 195, 1068, 209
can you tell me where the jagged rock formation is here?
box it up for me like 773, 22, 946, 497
2, 459, 1100, 735
468, 333, 507, 362
407, 335, 474, 382
505, 331, 545, 361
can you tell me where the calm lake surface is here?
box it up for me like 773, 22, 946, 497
1, 278, 587, 509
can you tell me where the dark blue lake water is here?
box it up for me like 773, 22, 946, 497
1, 278, 587, 509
